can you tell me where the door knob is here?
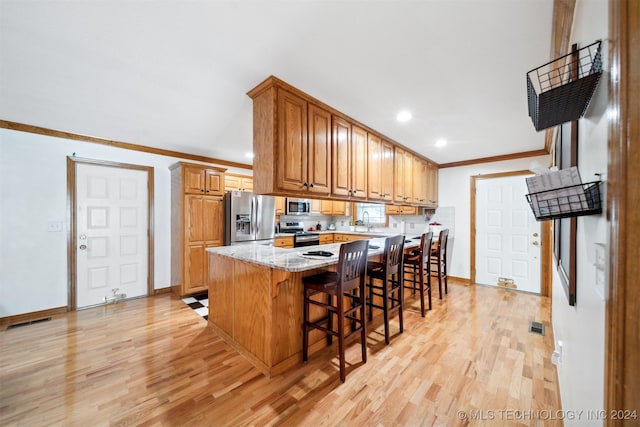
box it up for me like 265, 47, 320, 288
533, 232, 539, 237
532, 241, 540, 246
79, 244, 87, 250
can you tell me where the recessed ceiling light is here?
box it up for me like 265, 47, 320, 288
435, 139, 447, 147
396, 110, 412, 122
245, 152, 254, 159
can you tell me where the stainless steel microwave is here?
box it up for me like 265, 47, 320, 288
286, 198, 311, 215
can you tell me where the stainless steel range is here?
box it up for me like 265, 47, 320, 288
279, 221, 320, 247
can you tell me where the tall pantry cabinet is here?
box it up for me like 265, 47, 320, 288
170, 162, 226, 296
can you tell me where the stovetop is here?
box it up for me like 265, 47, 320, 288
280, 229, 319, 236
279, 220, 308, 235
293, 231, 319, 236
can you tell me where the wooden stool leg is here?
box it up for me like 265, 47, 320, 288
359, 288, 367, 363
437, 258, 443, 299
443, 259, 448, 294
397, 274, 404, 333
337, 293, 346, 382
383, 277, 390, 344
326, 293, 333, 346
302, 289, 309, 362
427, 265, 432, 310
368, 276, 374, 321
418, 261, 425, 317
411, 264, 417, 294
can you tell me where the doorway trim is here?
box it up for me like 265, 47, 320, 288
470, 170, 552, 296
67, 157, 154, 310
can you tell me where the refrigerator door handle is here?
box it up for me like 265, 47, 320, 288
250, 197, 256, 237
255, 196, 261, 236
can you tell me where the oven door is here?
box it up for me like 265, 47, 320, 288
294, 234, 320, 247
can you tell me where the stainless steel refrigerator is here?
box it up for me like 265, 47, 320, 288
224, 191, 276, 245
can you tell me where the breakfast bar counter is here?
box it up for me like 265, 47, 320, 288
207, 236, 419, 377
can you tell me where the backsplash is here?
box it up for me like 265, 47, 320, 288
280, 207, 455, 236
388, 206, 455, 237
279, 214, 351, 232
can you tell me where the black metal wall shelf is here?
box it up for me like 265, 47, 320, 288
526, 181, 602, 221
527, 40, 602, 131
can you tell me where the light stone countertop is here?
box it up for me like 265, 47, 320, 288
207, 235, 421, 272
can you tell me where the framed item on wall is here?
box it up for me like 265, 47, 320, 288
553, 120, 578, 305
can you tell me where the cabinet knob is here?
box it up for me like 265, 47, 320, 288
303, 182, 308, 187
309, 183, 314, 188
201, 189, 205, 193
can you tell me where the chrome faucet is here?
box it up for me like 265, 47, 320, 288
362, 211, 371, 232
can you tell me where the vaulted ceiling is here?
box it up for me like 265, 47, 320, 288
0, 0, 554, 168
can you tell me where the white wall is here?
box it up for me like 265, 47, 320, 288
0, 128, 247, 317
551, 0, 608, 424
438, 154, 550, 279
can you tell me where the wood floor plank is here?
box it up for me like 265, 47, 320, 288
0, 281, 561, 426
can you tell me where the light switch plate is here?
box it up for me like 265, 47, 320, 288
594, 242, 606, 268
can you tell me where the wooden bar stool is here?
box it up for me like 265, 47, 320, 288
366, 235, 405, 344
403, 231, 433, 317
302, 239, 369, 382
430, 229, 449, 298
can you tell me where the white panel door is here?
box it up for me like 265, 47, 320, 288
76, 163, 149, 307
476, 175, 541, 293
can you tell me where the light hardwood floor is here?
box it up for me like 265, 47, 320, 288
0, 281, 561, 426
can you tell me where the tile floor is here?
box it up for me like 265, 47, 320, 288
181, 293, 208, 320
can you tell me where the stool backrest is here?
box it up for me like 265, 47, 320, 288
383, 235, 405, 275
421, 231, 434, 261
437, 229, 449, 260
338, 239, 369, 293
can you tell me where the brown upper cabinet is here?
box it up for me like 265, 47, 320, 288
367, 138, 394, 202
248, 81, 331, 196
426, 161, 438, 207
183, 164, 225, 196
332, 116, 368, 200
367, 133, 382, 199
412, 156, 428, 204
310, 199, 322, 214
394, 147, 414, 204
320, 200, 347, 216
225, 174, 253, 192
350, 124, 368, 199
385, 204, 418, 215
275, 196, 286, 215
247, 76, 438, 207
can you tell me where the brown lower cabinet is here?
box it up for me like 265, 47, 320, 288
319, 234, 334, 244
333, 233, 374, 242
274, 236, 294, 248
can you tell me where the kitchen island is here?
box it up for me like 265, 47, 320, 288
207, 235, 419, 377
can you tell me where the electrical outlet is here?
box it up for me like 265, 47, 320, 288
47, 221, 63, 232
